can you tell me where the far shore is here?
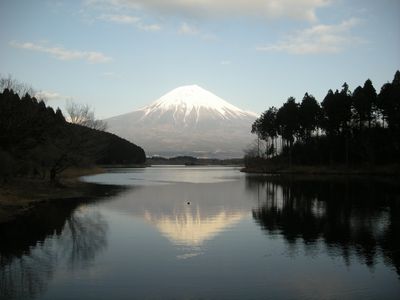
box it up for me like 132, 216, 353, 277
241, 164, 400, 176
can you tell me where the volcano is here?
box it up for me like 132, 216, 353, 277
106, 85, 258, 158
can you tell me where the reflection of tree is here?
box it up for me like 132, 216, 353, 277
250, 176, 400, 275
60, 210, 108, 269
0, 244, 55, 300
0, 203, 108, 299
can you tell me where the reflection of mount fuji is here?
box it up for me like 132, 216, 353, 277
104, 180, 255, 247
144, 207, 244, 246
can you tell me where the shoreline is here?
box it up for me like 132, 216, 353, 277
241, 164, 400, 176
0, 167, 111, 224
3, 164, 399, 224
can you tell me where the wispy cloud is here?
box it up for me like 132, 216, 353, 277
178, 22, 217, 41
99, 13, 139, 24
35, 90, 64, 101
137, 23, 161, 31
10, 41, 112, 63
98, 13, 161, 31
86, 0, 330, 21
178, 22, 199, 35
256, 18, 363, 54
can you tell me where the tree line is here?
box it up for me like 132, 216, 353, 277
249, 71, 400, 166
0, 87, 146, 182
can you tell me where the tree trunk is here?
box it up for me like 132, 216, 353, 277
50, 168, 56, 182
345, 133, 349, 166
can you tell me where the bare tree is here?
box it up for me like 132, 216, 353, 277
65, 100, 107, 131
0, 74, 51, 104
0, 74, 36, 97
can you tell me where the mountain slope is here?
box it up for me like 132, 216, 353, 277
106, 85, 258, 158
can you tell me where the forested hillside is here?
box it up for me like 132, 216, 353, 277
248, 71, 400, 169
0, 89, 146, 181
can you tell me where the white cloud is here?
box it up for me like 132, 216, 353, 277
137, 23, 161, 31
99, 13, 139, 23
97, 13, 161, 31
177, 22, 216, 41
86, 0, 331, 21
35, 91, 64, 101
178, 22, 199, 35
256, 18, 363, 54
10, 41, 112, 63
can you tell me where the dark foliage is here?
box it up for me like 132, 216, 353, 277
249, 71, 400, 166
0, 89, 146, 181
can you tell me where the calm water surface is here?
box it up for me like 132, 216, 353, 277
1, 166, 399, 299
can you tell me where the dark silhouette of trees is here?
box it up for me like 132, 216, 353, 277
321, 84, 352, 136
0, 88, 146, 182
276, 97, 299, 148
249, 71, 400, 167
251, 107, 278, 158
352, 86, 365, 129
353, 79, 377, 129
276, 97, 299, 164
262, 107, 278, 157
251, 117, 263, 157
299, 93, 321, 141
0, 75, 36, 99
363, 79, 378, 128
378, 71, 400, 131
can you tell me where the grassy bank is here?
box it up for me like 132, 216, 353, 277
0, 166, 107, 224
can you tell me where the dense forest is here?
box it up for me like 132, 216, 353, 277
248, 71, 400, 168
0, 88, 146, 182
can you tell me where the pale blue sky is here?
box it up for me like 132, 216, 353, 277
0, 0, 399, 118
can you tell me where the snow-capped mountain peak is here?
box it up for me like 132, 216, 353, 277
139, 85, 257, 121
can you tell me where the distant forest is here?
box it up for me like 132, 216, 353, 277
248, 71, 400, 167
0, 88, 146, 182
147, 155, 243, 166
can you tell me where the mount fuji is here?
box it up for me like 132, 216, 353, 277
105, 85, 258, 158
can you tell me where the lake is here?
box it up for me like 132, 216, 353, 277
1, 166, 399, 299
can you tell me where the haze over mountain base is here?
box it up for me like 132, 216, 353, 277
106, 85, 258, 158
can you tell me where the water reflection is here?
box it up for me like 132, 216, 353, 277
0, 184, 122, 300
60, 209, 108, 269
249, 176, 400, 276
102, 179, 252, 257
2, 168, 399, 300
82, 166, 243, 186
144, 207, 244, 247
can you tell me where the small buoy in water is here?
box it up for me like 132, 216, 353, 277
187, 202, 190, 205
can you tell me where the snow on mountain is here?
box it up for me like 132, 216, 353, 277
106, 85, 258, 158
138, 85, 257, 123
